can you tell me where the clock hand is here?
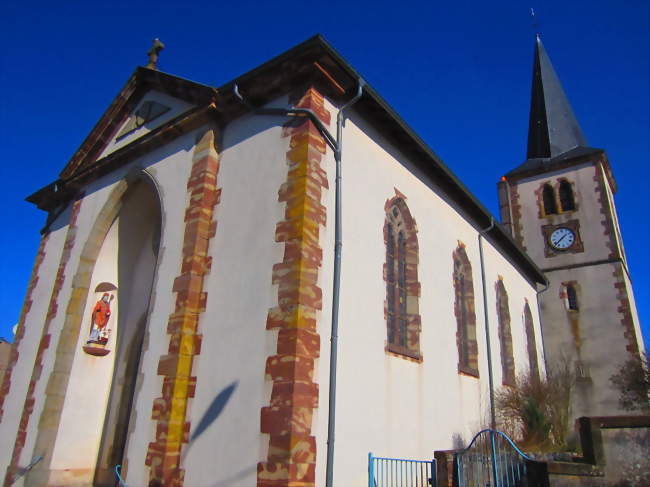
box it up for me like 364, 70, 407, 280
556, 234, 568, 244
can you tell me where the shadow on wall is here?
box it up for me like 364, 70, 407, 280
185, 381, 238, 452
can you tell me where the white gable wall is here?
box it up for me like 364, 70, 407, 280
182, 110, 292, 487
98, 90, 194, 160
0, 221, 68, 479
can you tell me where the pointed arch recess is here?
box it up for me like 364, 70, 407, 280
5, 184, 124, 486
145, 128, 221, 486
453, 243, 478, 376
383, 192, 421, 361
495, 278, 516, 386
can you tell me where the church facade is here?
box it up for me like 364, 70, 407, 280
0, 34, 641, 487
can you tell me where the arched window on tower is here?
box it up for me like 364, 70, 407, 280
496, 278, 516, 386
566, 283, 579, 311
542, 183, 558, 215
384, 196, 421, 360
523, 301, 539, 380
559, 180, 576, 212
453, 244, 478, 376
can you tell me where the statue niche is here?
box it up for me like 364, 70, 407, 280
83, 282, 117, 356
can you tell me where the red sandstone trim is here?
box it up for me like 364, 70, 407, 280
523, 300, 540, 379
453, 243, 479, 376
495, 278, 515, 387
611, 263, 640, 357
591, 164, 638, 357
145, 129, 221, 486
593, 162, 620, 260
4, 196, 84, 487
257, 87, 330, 487
383, 192, 422, 362
508, 182, 525, 250
0, 235, 49, 422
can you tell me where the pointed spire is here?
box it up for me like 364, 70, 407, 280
526, 36, 587, 160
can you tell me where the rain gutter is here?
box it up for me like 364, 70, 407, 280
233, 81, 365, 487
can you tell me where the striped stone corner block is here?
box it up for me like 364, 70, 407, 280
145, 128, 220, 486
4, 196, 83, 487
258, 87, 330, 487
0, 234, 49, 422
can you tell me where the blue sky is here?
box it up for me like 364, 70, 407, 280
1, 1, 648, 349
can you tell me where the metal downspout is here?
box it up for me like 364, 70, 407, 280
326, 81, 364, 487
478, 217, 496, 429
477, 217, 499, 487
232, 81, 365, 487
535, 279, 551, 376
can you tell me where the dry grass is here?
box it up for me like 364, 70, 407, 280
496, 360, 574, 452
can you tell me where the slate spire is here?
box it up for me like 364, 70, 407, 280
526, 35, 587, 160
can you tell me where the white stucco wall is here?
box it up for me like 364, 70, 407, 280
182, 108, 293, 486
323, 110, 544, 486
4, 90, 547, 487
0, 220, 68, 478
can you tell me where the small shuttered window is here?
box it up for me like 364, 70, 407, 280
567, 284, 579, 311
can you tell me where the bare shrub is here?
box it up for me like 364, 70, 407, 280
610, 351, 650, 412
496, 361, 574, 451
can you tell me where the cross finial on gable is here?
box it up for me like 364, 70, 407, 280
146, 38, 165, 70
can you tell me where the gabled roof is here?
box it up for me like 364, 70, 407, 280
27, 35, 546, 285
59, 68, 216, 181
507, 36, 602, 179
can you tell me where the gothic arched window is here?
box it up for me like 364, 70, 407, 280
384, 195, 421, 360
523, 301, 539, 379
542, 183, 558, 215
566, 283, 579, 311
559, 180, 576, 212
453, 244, 478, 376
496, 279, 515, 386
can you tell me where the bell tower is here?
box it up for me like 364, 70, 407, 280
498, 35, 644, 417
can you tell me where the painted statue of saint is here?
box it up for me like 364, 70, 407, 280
88, 293, 114, 344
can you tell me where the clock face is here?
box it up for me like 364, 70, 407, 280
549, 227, 575, 250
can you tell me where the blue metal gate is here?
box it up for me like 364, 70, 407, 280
455, 429, 532, 487
368, 452, 435, 487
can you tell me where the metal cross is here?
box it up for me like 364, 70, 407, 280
146, 38, 165, 70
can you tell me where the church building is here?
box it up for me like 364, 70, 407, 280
498, 35, 645, 419
0, 34, 642, 487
